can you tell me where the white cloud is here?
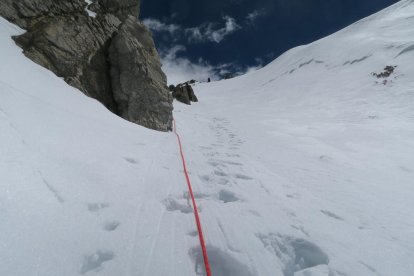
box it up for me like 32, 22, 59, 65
244, 64, 263, 74
213, 16, 240, 42
160, 45, 263, 85
141, 18, 180, 34
246, 9, 267, 24
143, 16, 241, 44
246, 11, 260, 22
160, 45, 219, 85
185, 27, 203, 42
186, 16, 241, 43
142, 16, 263, 85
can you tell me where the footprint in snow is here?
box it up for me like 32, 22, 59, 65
211, 143, 225, 147
223, 160, 243, 166
190, 245, 254, 276
400, 166, 412, 173
163, 198, 193, 214
183, 191, 209, 200
124, 157, 139, 164
225, 153, 241, 158
248, 210, 261, 217
214, 170, 228, 177
203, 151, 220, 157
208, 160, 226, 168
256, 233, 329, 276
218, 189, 240, 203
286, 193, 301, 199
80, 250, 114, 274
187, 230, 198, 237
319, 155, 333, 162
218, 178, 230, 186
291, 225, 310, 237
87, 202, 109, 213
199, 174, 212, 183
103, 221, 120, 231
234, 174, 253, 180
321, 210, 344, 221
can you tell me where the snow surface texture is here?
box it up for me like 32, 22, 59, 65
1, 0, 414, 275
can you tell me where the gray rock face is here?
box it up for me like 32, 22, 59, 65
0, 0, 173, 131
0, 0, 86, 28
171, 82, 199, 105
13, 14, 121, 113
97, 0, 141, 21
109, 17, 173, 131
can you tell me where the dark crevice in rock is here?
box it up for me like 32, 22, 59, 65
103, 37, 119, 114
81, 37, 118, 113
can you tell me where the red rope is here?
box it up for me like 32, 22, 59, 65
173, 119, 212, 276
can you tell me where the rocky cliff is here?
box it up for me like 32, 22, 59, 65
0, 0, 173, 131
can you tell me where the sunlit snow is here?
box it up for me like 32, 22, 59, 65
1, 1, 414, 275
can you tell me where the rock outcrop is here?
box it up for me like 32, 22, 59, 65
0, 0, 173, 131
170, 82, 198, 105
109, 17, 172, 131
93, 0, 140, 22
0, 0, 87, 29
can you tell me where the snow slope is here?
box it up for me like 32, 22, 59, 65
174, 1, 414, 275
0, 18, 196, 276
1, 0, 414, 276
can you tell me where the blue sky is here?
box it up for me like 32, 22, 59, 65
140, 0, 399, 84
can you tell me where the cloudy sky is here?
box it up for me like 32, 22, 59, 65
140, 0, 399, 84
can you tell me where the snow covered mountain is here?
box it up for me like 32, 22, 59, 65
1, 1, 414, 276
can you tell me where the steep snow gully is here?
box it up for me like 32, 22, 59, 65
1, 0, 414, 276
172, 119, 212, 276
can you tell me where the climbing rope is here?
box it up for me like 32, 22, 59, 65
172, 119, 212, 276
